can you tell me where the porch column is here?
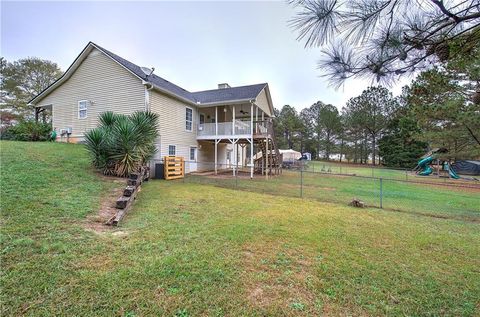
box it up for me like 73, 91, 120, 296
215, 106, 218, 135
214, 140, 218, 175
233, 140, 236, 176
232, 105, 235, 135
255, 105, 259, 134
232, 105, 236, 177
250, 102, 254, 178
215, 106, 218, 175
265, 137, 269, 179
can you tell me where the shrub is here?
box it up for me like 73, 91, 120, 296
84, 111, 159, 177
0, 120, 51, 141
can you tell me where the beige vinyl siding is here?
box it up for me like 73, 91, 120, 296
255, 88, 272, 117
36, 48, 145, 138
149, 90, 199, 173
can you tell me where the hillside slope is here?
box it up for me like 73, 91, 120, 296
1, 141, 479, 316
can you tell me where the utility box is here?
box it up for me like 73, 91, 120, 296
154, 163, 165, 179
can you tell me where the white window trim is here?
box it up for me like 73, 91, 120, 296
168, 145, 176, 156
78, 100, 89, 119
185, 106, 193, 132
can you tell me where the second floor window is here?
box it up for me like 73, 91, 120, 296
78, 100, 88, 119
186, 107, 193, 131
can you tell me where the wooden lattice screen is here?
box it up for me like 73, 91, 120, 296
164, 156, 184, 180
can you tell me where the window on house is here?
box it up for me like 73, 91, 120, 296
168, 145, 176, 156
186, 107, 193, 131
199, 114, 205, 124
190, 147, 197, 161
78, 100, 88, 119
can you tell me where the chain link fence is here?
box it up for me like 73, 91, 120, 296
178, 161, 480, 222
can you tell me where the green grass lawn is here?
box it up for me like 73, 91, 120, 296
1, 141, 480, 316
306, 160, 410, 179
306, 160, 480, 183
188, 165, 480, 221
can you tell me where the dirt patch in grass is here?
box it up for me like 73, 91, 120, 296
240, 243, 373, 316
72, 253, 114, 272
84, 176, 125, 233
241, 242, 317, 313
153, 287, 186, 312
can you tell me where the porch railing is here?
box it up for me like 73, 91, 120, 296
197, 120, 273, 138
198, 120, 254, 137
255, 121, 268, 135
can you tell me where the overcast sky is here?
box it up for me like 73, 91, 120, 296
1, 1, 406, 111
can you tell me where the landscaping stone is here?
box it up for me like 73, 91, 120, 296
349, 198, 366, 208
123, 186, 135, 197
129, 172, 140, 180
127, 179, 139, 187
116, 196, 130, 209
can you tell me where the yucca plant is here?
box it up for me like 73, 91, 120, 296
84, 111, 159, 177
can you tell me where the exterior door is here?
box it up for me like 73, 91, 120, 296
226, 149, 232, 168
189, 147, 198, 172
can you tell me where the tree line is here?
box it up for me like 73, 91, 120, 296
273, 86, 410, 166
285, 1, 480, 167
274, 38, 480, 168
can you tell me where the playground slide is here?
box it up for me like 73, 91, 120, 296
417, 156, 434, 176
444, 162, 460, 179
416, 149, 463, 179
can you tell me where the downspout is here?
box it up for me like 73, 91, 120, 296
143, 81, 157, 170
144, 82, 154, 111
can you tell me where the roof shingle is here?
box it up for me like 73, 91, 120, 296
191, 83, 267, 104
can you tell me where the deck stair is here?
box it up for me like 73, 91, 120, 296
253, 120, 282, 175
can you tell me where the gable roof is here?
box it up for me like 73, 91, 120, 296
191, 83, 267, 104
29, 42, 273, 110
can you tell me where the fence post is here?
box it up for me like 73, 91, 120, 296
300, 168, 303, 198
235, 170, 238, 189
379, 178, 383, 208
405, 168, 408, 181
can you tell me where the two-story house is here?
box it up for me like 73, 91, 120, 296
29, 42, 280, 178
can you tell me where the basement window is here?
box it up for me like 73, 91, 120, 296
186, 107, 193, 131
78, 100, 88, 119
168, 145, 176, 156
